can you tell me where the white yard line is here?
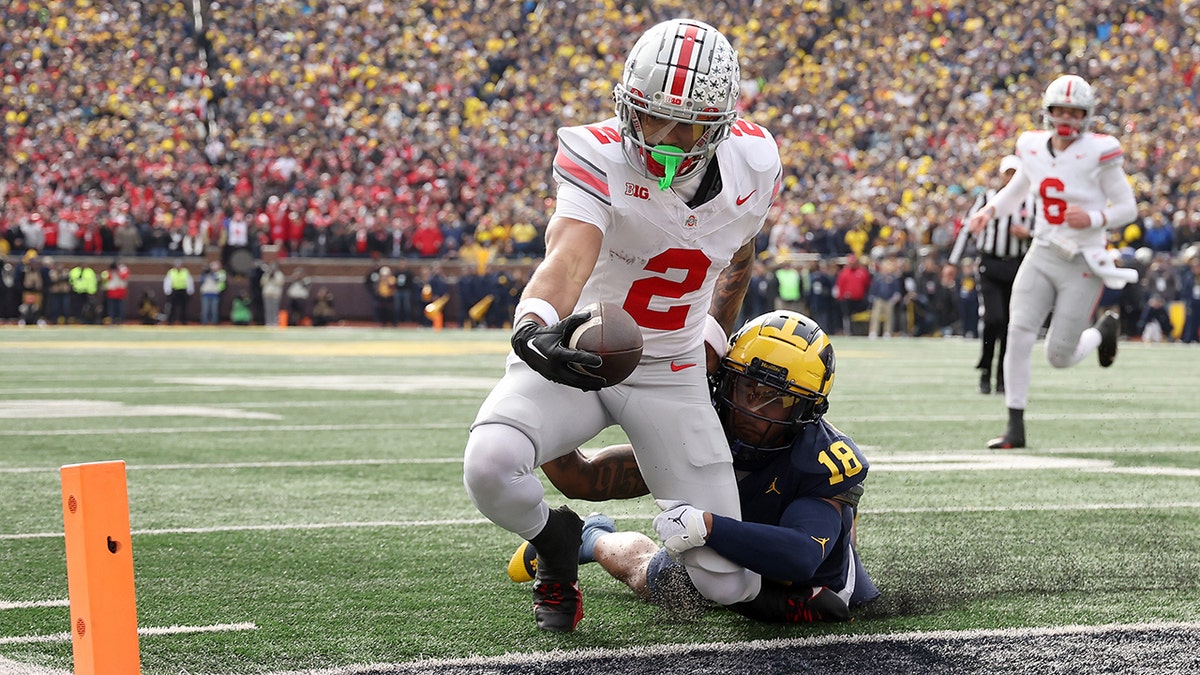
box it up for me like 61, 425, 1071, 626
5, 502, 1200, 541
0, 422, 462, 437
0, 655, 68, 675
0, 622, 257, 645
0, 599, 68, 610
259, 621, 1200, 675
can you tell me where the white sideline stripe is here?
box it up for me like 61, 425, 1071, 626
0, 599, 68, 610
0, 422, 461, 437
0, 655, 67, 675
261, 621, 1200, 675
3, 447, 1196, 474
0, 622, 257, 645
6, 503, 1200, 541
0, 458, 460, 474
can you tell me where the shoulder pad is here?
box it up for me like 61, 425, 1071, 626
724, 119, 780, 174
1091, 134, 1124, 165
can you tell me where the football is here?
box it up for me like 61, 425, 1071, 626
567, 302, 644, 387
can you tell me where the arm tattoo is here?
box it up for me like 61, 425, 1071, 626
589, 453, 650, 500
710, 240, 755, 335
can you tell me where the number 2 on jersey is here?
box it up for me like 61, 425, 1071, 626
817, 441, 863, 485
623, 248, 712, 330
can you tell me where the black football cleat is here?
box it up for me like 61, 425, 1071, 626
1096, 311, 1119, 368
530, 505, 584, 632
785, 586, 851, 623
978, 371, 991, 395
532, 579, 583, 633
987, 434, 1025, 450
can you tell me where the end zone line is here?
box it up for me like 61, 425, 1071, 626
0, 622, 257, 645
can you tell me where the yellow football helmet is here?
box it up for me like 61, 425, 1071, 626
715, 311, 835, 466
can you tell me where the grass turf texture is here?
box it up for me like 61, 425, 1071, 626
0, 327, 1197, 674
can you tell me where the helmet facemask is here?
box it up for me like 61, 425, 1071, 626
1042, 75, 1096, 140
714, 310, 835, 471
613, 19, 740, 190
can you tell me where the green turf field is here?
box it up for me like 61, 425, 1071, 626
1, 326, 1197, 674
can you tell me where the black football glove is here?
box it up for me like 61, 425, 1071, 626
511, 311, 606, 391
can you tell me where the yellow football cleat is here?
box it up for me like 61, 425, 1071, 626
507, 540, 538, 583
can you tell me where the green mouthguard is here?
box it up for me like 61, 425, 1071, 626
651, 145, 683, 190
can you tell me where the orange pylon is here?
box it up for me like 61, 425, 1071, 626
61, 461, 140, 675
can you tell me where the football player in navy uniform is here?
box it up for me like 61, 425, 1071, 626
507, 311, 878, 622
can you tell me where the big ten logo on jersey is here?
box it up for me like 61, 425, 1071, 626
730, 119, 765, 138
625, 183, 650, 200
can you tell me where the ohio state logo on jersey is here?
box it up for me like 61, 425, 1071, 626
685, 215, 697, 229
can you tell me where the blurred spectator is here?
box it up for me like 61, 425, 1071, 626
392, 260, 414, 324
1136, 294, 1173, 343
44, 258, 71, 324
163, 259, 195, 325
101, 260, 130, 325
867, 256, 902, 339
311, 287, 336, 327
0, 256, 18, 321
16, 252, 48, 326
806, 259, 838, 334
69, 263, 99, 324
260, 262, 285, 326
138, 291, 162, 325
834, 254, 871, 335
374, 266, 397, 327
285, 268, 311, 326
199, 261, 227, 325
230, 291, 252, 326
1183, 257, 1200, 344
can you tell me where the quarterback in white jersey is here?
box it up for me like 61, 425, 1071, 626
967, 74, 1138, 450
463, 18, 782, 632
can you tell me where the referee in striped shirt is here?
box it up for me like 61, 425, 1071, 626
950, 155, 1035, 395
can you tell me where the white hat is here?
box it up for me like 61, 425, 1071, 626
999, 155, 1021, 174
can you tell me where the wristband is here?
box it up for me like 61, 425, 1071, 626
514, 297, 560, 327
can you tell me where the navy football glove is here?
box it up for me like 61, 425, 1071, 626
511, 312, 606, 391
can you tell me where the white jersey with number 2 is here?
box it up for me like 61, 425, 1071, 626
551, 116, 782, 358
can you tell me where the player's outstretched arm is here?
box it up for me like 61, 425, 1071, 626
542, 445, 649, 501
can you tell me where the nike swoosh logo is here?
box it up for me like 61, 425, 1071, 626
669, 361, 697, 372
527, 341, 547, 360
735, 190, 756, 206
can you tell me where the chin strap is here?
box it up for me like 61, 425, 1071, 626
651, 145, 683, 190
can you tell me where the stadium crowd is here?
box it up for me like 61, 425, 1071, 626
2, 0, 1199, 338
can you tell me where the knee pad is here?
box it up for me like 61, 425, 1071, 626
462, 423, 535, 503
680, 548, 760, 606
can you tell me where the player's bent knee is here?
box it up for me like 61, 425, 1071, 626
462, 424, 534, 501
682, 548, 760, 605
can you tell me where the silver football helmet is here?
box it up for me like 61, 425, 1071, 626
1042, 74, 1095, 139
613, 19, 740, 188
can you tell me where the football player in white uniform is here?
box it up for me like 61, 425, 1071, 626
966, 75, 1138, 449
463, 18, 782, 632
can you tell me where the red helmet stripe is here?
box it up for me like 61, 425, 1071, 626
668, 24, 701, 99
1063, 78, 1073, 101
